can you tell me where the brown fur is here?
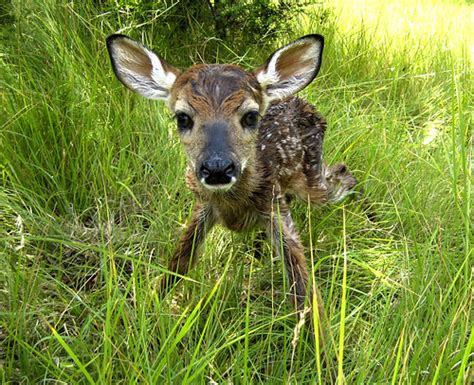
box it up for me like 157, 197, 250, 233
107, 34, 359, 353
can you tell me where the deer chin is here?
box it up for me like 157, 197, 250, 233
200, 177, 237, 192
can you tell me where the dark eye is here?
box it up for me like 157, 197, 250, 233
175, 112, 193, 132
241, 110, 260, 129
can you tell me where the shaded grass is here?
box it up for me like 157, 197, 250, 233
1, 0, 472, 383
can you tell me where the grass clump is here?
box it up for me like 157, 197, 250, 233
0, 0, 471, 383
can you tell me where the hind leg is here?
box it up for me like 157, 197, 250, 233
323, 163, 358, 203
296, 162, 358, 205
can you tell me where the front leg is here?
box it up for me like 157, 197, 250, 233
266, 201, 325, 319
161, 202, 215, 292
266, 200, 332, 367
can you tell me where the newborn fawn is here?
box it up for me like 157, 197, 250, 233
107, 34, 357, 337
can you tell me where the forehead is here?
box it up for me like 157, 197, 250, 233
171, 64, 263, 112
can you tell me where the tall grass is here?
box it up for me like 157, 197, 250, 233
1, 0, 471, 383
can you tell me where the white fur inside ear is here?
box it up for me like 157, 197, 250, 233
149, 49, 177, 93
256, 54, 280, 88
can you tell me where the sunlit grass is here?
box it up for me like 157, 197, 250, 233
332, 0, 471, 48
1, 0, 471, 383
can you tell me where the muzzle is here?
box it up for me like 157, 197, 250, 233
196, 122, 241, 191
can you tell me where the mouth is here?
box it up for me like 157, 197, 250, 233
200, 176, 237, 192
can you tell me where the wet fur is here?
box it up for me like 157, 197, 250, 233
107, 35, 359, 349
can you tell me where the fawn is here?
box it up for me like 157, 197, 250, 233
106, 34, 357, 325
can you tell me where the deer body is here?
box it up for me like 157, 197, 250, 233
106, 34, 357, 318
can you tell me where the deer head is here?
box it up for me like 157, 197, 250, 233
106, 34, 324, 192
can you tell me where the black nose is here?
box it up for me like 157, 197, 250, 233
199, 158, 237, 185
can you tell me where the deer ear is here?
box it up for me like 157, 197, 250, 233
106, 34, 180, 100
254, 34, 324, 101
